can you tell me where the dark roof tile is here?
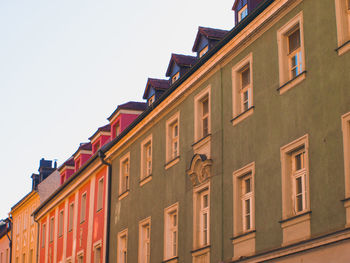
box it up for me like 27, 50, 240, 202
107, 101, 147, 121
192, 27, 229, 52
88, 124, 111, 141
143, 78, 170, 99
166, 54, 197, 77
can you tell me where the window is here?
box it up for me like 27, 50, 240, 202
117, 229, 128, 263
342, 112, 350, 225
166, 112, 180, 166
29, 250, 33, 263
171, 72, 180, 84
97, 178, 104, 211
233, 162, 255, 235
199, 46, 209, 58
94, 245, 101, 263
93, 142, 100, 154
232, 53, 253, 125
77, 253, 84, 263
238, 5, 248, 22
164, 203, 178, 260
194, 87, 211, 141
115, 122, 121, 137
119, 153, 130, 197
193, 183, 210, 249
139, 218, 151, 263
49, 217, 54, 243
277, 12, 306, 94
23, 211, 27, 230
141, 135, 152, 182
75, 159, 81, 171
68, 203, 74, 231
58, 210, 63, 237
334, 0, 350, 55
148, 95, 155, 106
22, 254, 25, 263
81, 193, 87, 223
41, 223, 46, 248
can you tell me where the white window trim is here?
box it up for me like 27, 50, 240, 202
164, 203, 179, 261
138, 217, 151, 263
342, 112, 350, 226
194, 86, 211, 142
140, 134, 153, 185
231, 52, 254, 126
199, 46, 209, 58
171, 72, 180, 84
238, 4, 248, 22
165, 112, 180, 169
93, 241, 102, 263
117, 229, 128, 263
119, 152, 131, 199
334, 0, 350, 55
277, 11, 306, 94
233, 162, 255, 237
193, 182, 210, 250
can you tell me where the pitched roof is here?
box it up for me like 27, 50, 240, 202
232, 0, 240, 10
72, 142, 92, 158
88, 124, 111, 141
58, 157, 75, 171
143, 78, 170, 99
107, 101, 147, 121
166, 54, 197, 77
192, 27, 229, 52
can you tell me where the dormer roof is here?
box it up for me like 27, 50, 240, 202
143, 78, 170, 99
73, 142, 92, 159
166, 54, 197, 77
192, 27, 229, 52
232, 0, 240, 10
107, 101, 147, 122
88, 124, 111, 142
58, 157, 75, 172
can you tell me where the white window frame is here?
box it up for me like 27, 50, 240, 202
164, 203, 179, 260
194, 86, 211, 142
117, 229, 128, 263
93, 243, 102, 263
238, 5, 248, 22
334, 0, 350, 55
80, 192, 87, 223
277, 12, 306, 94
199, 46, 209, 58
97, 177, 104, 211
140, 135, 153, 183
119, 153, 130, 198
138, 217, 151, 263
165, 112, 180, 166
193, 182, 210, 249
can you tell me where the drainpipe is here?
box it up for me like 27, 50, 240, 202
34, 217, 40, 263
6, 217, 12, 263
98, 150, 112, 263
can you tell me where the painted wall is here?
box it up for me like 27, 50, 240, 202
0, 234, 10, 263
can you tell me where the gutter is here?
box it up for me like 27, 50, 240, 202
34, 217, 40, 263
6, 217, 12, 263
98, 150, 112, 263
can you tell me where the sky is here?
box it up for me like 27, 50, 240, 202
0, 0, 234, 219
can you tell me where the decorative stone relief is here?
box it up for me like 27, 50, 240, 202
187, 154, 213, 187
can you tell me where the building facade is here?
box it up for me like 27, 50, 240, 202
0, 219, 11, 263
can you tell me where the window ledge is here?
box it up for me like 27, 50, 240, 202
231, 106, 254, 126
165, 156, 180, 170
96, 207, 103, 213
191, 245, 211, 254
336, 40, 350, 56
277, 71, 306, 95
118, 190, 129, 200
231, 230, 256, 242
192, 134, 212, 148
162, 256, 179, 263
139, 175, 152, 186
279, 210, 311, 225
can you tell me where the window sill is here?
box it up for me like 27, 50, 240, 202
165, 156, 180, 170
139, 175, 152, 186
96, 207, 103, 213
231, 106, 254, 126
118, 190, 129, 201
192, 134, 212, 148
191, 245, 211, 254
231, 230, 256, 242
280, 211, 311, 246
279, 210, 311, 225
162, 256, 179, 263
277, 71, 306, 95
336, 40, 350, 56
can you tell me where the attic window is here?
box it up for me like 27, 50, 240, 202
238, 5, 248, 22
172, 72, 180, 84
148, 95, 155, 106
199, 46, 209, 58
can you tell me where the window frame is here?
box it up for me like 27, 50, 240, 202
117, 229, 128, 263
96, 177, 104, 212
165, 112, 180, 168
49, 217, 54, 243
140, 135, 153, 185
41, 223, 46, 248
171, 72, 180, 84
238, 5, 248, 22
194, 86, 211, 142
58, 210, 64, 238
199, 46, 209, 58
334, 0, 350, 55
138, 217, 151, 263
277, 12, 306, 94
119, 152, 130, 199
68, 202, 74, 232
80, 192, 87, 223
164, 203, 179, 261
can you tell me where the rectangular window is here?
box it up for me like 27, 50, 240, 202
199, 46, 209, 57
193, 183, 210, 249
81, 193, 87, 223
77, 254, 83, 263
164, 203, 178, 260
334, 0, 350, 55
119, 153, 130, 196
93, 141, 101, 154
41, 223, 46, 248
141, 135, 152, 182
22, 254, 25, 263
97, 178, 104, 211
201, 97, 209, 137
49, 217, 54, 243
148, 95, 155, 106
238, 5, 248, 22
277, 12, 306, 94
194, 86, 211, 141
29, 250, 33, 263
117, 229, 128, 263
232, 53, 253, 125
139, 218, 151, 263
171, 72, 180, 84
166, 112, 180, 167
68, 203, 74, 231
115, 122, 121, 137
23, 211, 27, 230
94, 246, 101, 263
58, 210, 63, 237
292, 149, 307, 213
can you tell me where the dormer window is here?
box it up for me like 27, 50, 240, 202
172, 72, 180, 84
93, 141, 100, 153
148, 95, 155, 106
199, 46, 209, 58
115, 122, 121, 137
75, 159, 81, 171
238, 5, 248, 22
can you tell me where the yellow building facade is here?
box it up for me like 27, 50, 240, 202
10, 191, 39, 263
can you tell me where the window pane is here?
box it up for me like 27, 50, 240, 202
202, 99, 208, 115
296, 194, 303, 212
245, 199, 250, 214
203, 194, 208, 208
203, 117, 209, 136
244, 178, 251, 193
288, 29, 301, 53
296, 177, 302, 194
241, 67, 250, 87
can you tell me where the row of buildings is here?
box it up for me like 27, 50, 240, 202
2, 0, 350, 262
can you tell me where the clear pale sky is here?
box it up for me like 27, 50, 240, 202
0, 0, 234, 219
